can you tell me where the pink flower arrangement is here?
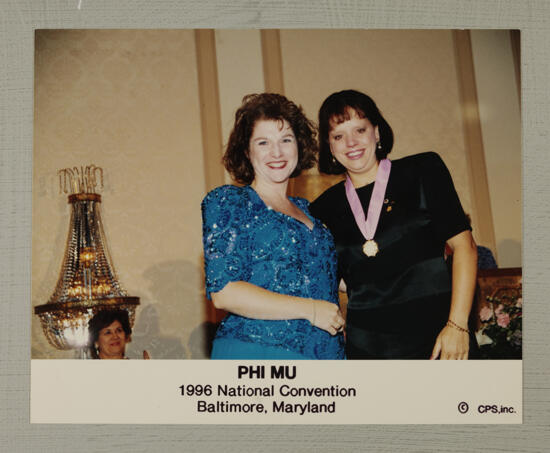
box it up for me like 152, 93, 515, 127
494, 304, 511, 328
479, 305, 493, 322
478, 293, 522, 359
496, 312, 511, 328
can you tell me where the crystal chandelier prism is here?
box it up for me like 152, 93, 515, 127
34, 165, 139, 352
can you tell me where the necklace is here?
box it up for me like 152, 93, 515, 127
344, 158, 392, 257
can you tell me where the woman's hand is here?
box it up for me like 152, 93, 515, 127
211, 281, 345, 336
310, 300, 345, 336
430, 325, 469, 360
143, 350, 150, 360
432, 229, 477, 360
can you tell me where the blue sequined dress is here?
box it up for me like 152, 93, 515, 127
201, 185, 345, 359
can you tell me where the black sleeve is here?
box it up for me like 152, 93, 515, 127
309, 188, 345, 282
309, 191, 333, 229
308, 196, 323, 222
419, 152, 471, 242
309, 183, 345, 231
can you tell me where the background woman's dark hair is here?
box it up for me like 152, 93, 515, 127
223, 93, 317, 185
88, 309, 132, 359
318, 90, 394, 175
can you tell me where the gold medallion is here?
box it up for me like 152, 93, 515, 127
362, 239, 379, 257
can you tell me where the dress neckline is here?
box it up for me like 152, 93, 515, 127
245, 185, 315, 232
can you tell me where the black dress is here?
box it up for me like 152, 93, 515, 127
310, 152, 474, 359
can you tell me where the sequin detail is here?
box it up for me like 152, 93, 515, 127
201, 185, 345, 359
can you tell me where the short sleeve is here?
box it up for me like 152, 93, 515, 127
308, 197, 323, 222
309, 182, 344, 233
419, 152, 471, 242
308, 191, 345, 282
201, 185, 250, 300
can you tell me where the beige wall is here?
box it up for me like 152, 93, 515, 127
33, 30, 207, 359
280, 30, 475, 223
215, 30, 265, 184
470, 30, 522, 267
32, 29, 521, 359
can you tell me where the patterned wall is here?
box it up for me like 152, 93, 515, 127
280, 30, 474, 221
32, 30, 209, 359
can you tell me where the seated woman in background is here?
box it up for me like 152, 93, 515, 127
202, 93, 345, 360
88, 309, 149, 359
310, 89, 479, 360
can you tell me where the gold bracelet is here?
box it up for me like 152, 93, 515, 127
446, 319, 469, 334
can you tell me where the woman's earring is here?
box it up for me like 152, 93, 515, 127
377, 141, 382, 150
331, 155, 336, 164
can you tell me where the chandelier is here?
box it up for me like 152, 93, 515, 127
34, 165, 139, 356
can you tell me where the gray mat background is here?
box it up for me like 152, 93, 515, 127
1, 0, 548, 451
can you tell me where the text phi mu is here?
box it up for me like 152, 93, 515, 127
238, 365, 296, 379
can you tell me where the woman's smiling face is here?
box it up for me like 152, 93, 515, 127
248, 119, 298, 187
96, 320, 128, 359
328, 109, 380, 185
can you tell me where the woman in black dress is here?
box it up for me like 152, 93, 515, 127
309, 90, 478, 359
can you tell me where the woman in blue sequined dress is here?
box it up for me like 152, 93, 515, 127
201, 93, 345, 359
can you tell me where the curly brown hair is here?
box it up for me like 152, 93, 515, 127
223, 93, 317, 185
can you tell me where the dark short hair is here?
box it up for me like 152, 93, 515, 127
223, 93, 317, 185
88, 309, 132, 359
318, 90, 394, 175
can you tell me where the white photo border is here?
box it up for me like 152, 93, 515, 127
2, 0, 549, 450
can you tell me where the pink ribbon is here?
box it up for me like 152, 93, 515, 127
344, 158, 391, 242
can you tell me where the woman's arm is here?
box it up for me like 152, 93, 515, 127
431, 230, 478, 360
203, 187, 344, 336
212, 281, 345, 336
